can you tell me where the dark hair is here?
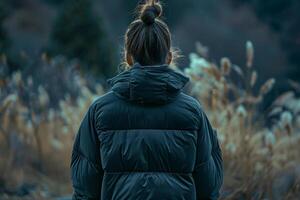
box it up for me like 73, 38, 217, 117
124, 0, 172, 66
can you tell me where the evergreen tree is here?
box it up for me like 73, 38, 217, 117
50, 0, 115, 76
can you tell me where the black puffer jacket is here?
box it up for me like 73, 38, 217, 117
71, 63, 223, 200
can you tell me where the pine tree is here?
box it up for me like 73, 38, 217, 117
50, 0, 115, 76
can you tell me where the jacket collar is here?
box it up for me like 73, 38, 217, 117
107, 63, 189, 105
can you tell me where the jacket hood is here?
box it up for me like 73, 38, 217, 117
107, 63, 190, 105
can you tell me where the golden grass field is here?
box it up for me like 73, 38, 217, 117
0, 42, 299, 199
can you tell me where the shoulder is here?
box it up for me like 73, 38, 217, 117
84, 91, 117, 115
176, 92, 211, 127
177, 92, 204, 114
90, 90, 117, 107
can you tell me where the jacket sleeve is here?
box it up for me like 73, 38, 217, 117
71, 103, 103, 200
193, 110, 223, 200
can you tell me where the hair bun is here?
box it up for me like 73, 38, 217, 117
140, 2, 162, 25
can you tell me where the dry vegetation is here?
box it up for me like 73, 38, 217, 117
0, 42, 299, 199
185, 41, 300, 199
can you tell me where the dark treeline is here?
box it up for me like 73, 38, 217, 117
0, 0, 299, 86
231, 0, 300, 82
0, 0, 116, 77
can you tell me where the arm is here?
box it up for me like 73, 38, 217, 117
71, 103, 103, 200
193, 110, 223, 200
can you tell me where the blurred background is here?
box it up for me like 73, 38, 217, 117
0, 0, 299, 199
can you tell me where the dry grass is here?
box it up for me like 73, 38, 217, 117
0, 62, 102, 198
184, 41, 300, 199
0, 42, 299, 199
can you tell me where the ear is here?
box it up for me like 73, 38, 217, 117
166, 51, 172, 65
126, 52, 134, 66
